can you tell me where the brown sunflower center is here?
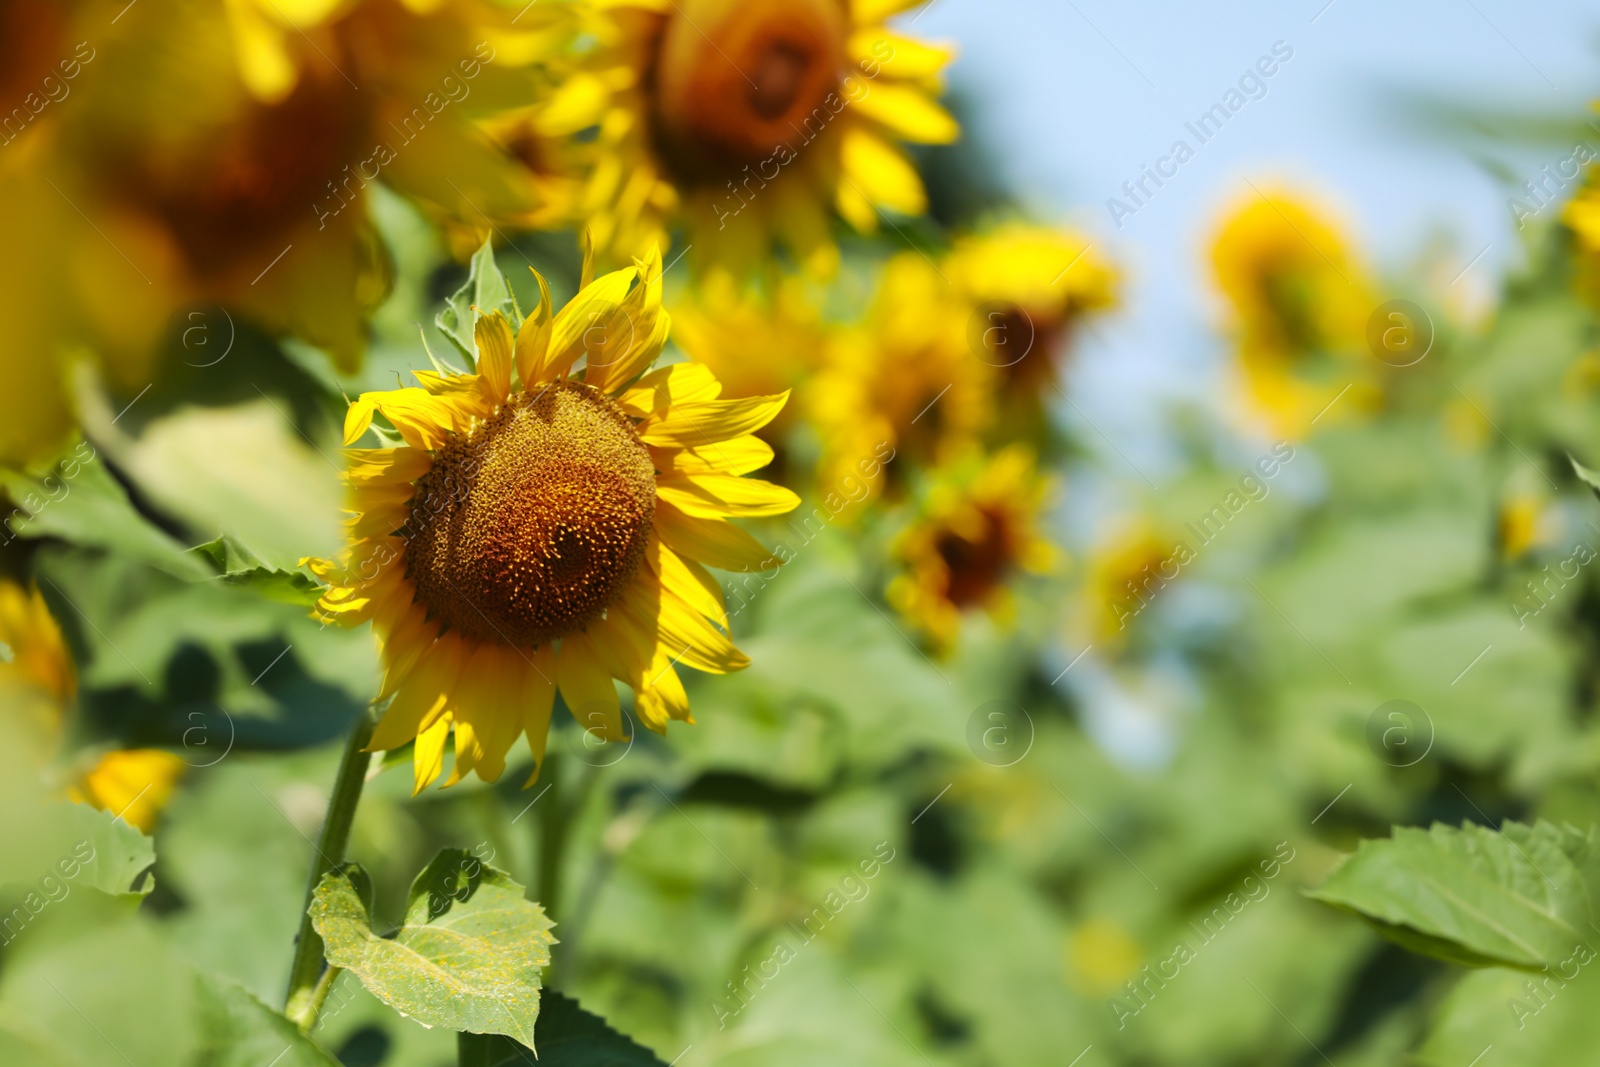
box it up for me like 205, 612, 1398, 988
403, 382, 656, 647
650, 0, 845, 182
936, 507, 1015, 609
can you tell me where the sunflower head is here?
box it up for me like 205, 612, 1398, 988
887, 445, 1058, 652
309, 244, 798, 792
538, 0, 957, 274
949, 223, 1118, 393
652, 0, 847, 182
1210, 190, 1371, 357
1078, 523, 1178, 647
810, 252, 991, 504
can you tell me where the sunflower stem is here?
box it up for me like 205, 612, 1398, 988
284, 703, 379, 1031
536, 750, 566, 955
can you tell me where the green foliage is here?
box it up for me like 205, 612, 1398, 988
463, 993, 669, 1066
1309, 820, 1600, 971
311, 849, 556, 1051
190, 534, 322, 607
436, 239, 518, 364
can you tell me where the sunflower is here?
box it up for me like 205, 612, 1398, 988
1564, 164, 1600, 307
810, 250, 990, 504
886, 445, 1058, 651
306, 248, 798, 792
1210, 189, 1374, 438
1076, 523, 1182, 647
533, 0, 958, 275
48, 0, 558, 374
0, 578, 185, 833
669, 272, 828, 469
946, 222, 1119, 397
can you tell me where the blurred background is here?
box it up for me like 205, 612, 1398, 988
6, 0, 1600, 1065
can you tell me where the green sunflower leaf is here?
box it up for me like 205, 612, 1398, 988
1306, 820, 1600, 972
437, 238, 518, 365
1571, 454, 1600, 501
63, 802, 158, 900
194, 976, 342, 1067
459, 992, 670, 1066
189, 533, 322, 607
310, 849, 556, 1051
0, 442, 206, 581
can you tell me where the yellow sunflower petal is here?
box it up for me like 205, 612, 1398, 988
635, 652, 690, 734
369, 632, 466, 752
622, 579, 749, 675
558, 631, 624, 742
657, 472, 800, 519
515, 268, 555, 385
474, 311, 514, 404
586, 247, 668, 393
548, 266, 638, 381
849, 30, 953, 78
618, 362, 722, 419
650, 540, 727, 627
73, 750, 186, 833
637, 393, 790, 447
443, 648, 522, 787
653, 435, 774, 477
412, 712, 453, 794
655, 500, 781, 572
352, 388, 468, 450
344, 447, 432, 487
378, 610, 439, 702
854, 0, 928, 19
841, 127, 927, 217
852, 82, 960, 144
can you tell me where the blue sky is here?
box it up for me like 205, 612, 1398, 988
915, 0, 1600, 474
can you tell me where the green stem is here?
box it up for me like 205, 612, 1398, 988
536, 750, 565, 927
284, 704, 379, 1031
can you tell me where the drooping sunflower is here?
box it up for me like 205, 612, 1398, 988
0, 579, 185, 833
1210, 189, 1375, 438
533, 0, 958, 274
306, 249, 798, 792
947, 222, 1119, 399
810, 250, 991, 504
886, 445, 1058, 651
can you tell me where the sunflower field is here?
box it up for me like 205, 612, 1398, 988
6, 2, 1600, 1065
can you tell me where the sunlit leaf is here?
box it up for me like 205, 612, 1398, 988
310, 849, 555, 1050
1308, 820, 1600, 971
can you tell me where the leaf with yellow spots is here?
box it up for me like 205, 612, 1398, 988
310, 849, 556, 1051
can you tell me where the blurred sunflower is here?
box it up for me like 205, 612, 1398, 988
536, 0, 958, 274
48, 0, 559, 373
1077, 523, 1182, 647
1564, 165, 1600, 306
1210, 190, 1374, 438
670, 272, 828, 474
887, 445, 1058, 651
1496, 492, 1548, 562
810, 251, 990, 502
306, 249, 798, 792
947, 223, 1119, 398
0, 579, 184, 833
